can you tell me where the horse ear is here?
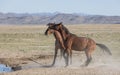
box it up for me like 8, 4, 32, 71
57, 22, 63, 26
47, 23, 55, 27
56, 22, 62, 29
59, 22, 62, 25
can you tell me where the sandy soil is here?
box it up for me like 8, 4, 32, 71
0, 25, 119, 75
0, 50, 120, 75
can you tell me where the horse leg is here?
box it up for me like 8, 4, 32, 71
63, 49, 71, 67
63, 49, 68, 66
70, 49, 72, 65
85, 41, 96, 66
60, 48, 63, 60
65, 51, 69, 67
66, 48, 71, 66
85, 49, 92, 66
66, 40, 73, 65
52, 47, 58, 66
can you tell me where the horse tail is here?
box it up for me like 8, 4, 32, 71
96, 43, 112, 55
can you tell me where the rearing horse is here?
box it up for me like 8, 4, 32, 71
45, 22, 112, 66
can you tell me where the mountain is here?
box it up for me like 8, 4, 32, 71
0, 12, 120, 24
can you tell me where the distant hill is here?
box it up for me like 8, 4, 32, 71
0, 12, 120, 24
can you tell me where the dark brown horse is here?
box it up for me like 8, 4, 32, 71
45, 22, 112, 66
45, 23, 65, 66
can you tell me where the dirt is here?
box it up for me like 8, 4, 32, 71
0, 25, 119, 75
0, 50, 120, 75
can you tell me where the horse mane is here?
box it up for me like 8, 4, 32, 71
61, 25, 77, 36
61, 25, 70, 34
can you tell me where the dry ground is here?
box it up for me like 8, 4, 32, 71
0, 24, 120, 75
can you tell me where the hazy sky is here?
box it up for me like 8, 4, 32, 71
0, 0, 120, 16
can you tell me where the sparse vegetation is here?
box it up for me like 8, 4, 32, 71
0, 24, 120, 75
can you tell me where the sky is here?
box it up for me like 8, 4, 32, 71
0, 0, 120, 16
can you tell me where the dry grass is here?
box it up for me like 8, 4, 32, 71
0, 24, 120, 75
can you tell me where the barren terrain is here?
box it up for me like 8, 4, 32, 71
0, 24, 120, 75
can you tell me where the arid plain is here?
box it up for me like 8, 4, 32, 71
0, 24, 120, 75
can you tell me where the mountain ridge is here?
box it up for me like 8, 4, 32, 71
0, 12, 120, 25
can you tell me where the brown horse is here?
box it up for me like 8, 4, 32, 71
45, 23, 66, 66
45, 22, 112, 66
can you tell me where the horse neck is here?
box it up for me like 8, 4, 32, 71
53, 30, 63, 41
53, 30, 65, 49
59, 28, 70, 41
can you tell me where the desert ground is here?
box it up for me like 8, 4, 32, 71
0, 24, 120, 75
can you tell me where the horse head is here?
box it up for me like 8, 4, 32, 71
45, 22, 63, 35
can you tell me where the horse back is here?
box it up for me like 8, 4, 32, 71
66, 36, 96, 51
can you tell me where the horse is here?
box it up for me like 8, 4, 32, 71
45, 23, 66, 66
45, 22, 112, 66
